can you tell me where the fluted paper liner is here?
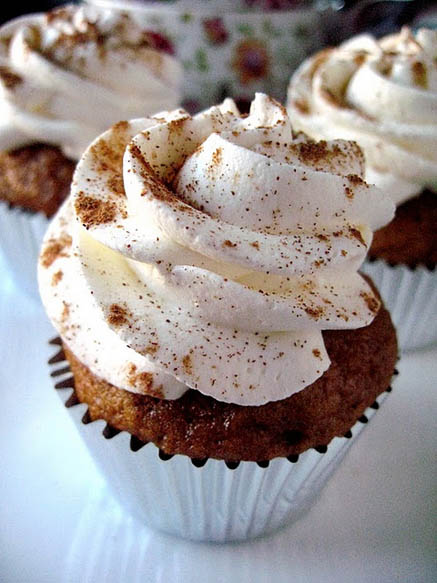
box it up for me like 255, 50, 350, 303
0, 201, 48, 298
49, 338, 395, 542
362, 259, 436, 351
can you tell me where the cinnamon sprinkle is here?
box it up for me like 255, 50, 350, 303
0, 66, 22, 89
144, 342, 159, 355
211, 147, 223, 166
293, 98, 310, 115
182, 354, 192, 374
305, 306, 324, 319
127, 364, 160, 395
346, 173, 366, 186
51, 270, 63, 286
75, 193, 117, 227
412, 61, 427, 88
349, 227, 365, 246
40, 234, 72, 268
61, 301, 70, 322
360, 291, 380, 314
344, 186, 354, 199
107, 304, 130, 327
167, 117, 189, 135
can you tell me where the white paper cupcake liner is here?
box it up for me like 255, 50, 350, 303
0, 201, 49, 298
361, 258, 437, 351
48, 338, 395, 543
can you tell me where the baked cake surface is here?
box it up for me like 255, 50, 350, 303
0, 145, 74, 217
65, 298, 397, 461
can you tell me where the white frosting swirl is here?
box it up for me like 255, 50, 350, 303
287, 28, 437, 205
0, 4, 182, 160
39, 94, 394, 406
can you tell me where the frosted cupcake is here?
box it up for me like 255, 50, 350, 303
0, 4, 182, 296
39, 94, 397, 541
287, 28, 437, 349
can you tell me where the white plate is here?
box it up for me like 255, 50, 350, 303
0, 253, 436, 583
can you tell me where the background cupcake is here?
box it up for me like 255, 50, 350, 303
39, 94, 397, 541
0, 3, 182, 297
287, 27, 437, 350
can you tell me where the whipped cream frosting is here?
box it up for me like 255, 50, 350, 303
288, 28, 437, 205
39, 94, 394, 406
0, 4, 182, 160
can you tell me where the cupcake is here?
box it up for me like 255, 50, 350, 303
39, 94, 397, 542
287, 28, 437, 350
0, 4, 182, 296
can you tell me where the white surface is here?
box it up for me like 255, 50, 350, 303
0, 253, 436, 583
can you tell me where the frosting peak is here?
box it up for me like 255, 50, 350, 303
0, 4, 182, 159
287, 28, 437, 205
39, 94, 394, 406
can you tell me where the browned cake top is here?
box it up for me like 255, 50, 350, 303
370, 189, 437, 268
0, 144, 74, 217
64, 298, 397, 461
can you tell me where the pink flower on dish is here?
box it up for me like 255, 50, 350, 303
203, 18, 229, 45
232, 39, 270, 84
143, 31, 175, 55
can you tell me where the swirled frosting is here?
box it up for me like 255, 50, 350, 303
287, 28, 437, 205
38, 94, 394, 405
0, 4, 182, 160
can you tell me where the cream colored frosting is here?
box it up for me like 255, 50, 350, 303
287, 28, 437, 205
0, 4, 182, 160
39, 94, 394, 405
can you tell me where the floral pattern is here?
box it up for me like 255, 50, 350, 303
232, 38, 270, 84
96, 4, 324, 110
143, 30, 175, 55
202, 18, 229, 45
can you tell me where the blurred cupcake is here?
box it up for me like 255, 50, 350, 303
0, 4, 182, 296
39, 94, 397, 541
288, 28, 437, 350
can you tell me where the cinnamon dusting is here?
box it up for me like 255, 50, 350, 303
129, 144, 176, 204
40, 234, 72, 268
293, 98, 310, 115
127, 364, 161, 396
51, 270, 63, 286
167, 117, 189, 135
305, 306, 324, 319
0, 66, 22, 89
61, 301, 70, 322
211, 147, 223, 166
144, 342, 159, 355
75, 193, 117, 227
349, 227, 365, 246
182, 354, 192, 374
360, 291, 379, 314
412, 61, 427, 88
107, 304, 130, 327
346, 174, 365, 186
